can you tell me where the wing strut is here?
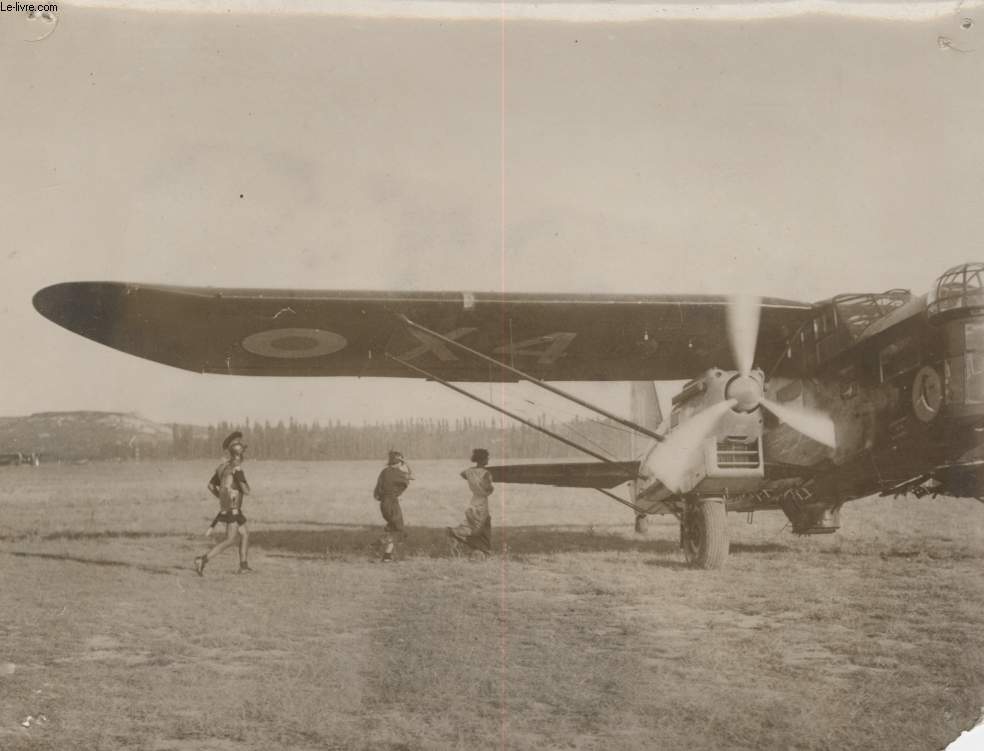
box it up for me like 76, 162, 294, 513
397, 315, 664, 442
386, 352, 648, 516
386, 353, 627, 467
594, 488, 651, 516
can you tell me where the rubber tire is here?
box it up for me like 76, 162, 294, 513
681, 499, 729, 569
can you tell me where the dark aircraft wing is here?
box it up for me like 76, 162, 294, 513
33, 282, 812, 381
487, 461, 640, 489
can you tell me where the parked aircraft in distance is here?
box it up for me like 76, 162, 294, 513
0, 452, 40, 467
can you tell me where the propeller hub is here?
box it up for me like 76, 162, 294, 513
725, 372, 763, 413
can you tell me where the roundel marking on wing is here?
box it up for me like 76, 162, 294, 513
242, 328, 348, 359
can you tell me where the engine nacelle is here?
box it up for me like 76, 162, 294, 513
638, 369, 766, 498
672, 368, 765, 440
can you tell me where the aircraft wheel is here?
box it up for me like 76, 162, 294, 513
681, 499, 729, 569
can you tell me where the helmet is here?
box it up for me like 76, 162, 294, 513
222, 431, 247, 454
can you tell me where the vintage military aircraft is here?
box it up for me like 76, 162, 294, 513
32, 262, 984, 567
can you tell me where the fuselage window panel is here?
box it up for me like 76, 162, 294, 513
965, 319, 984, 403
945, 357, 965, 405
967, 353, 984, 404
966, 319, 984, 351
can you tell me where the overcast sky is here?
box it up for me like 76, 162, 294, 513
1, 1, 982, 426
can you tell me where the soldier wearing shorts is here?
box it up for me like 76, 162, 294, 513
195, 432, 252, 576
373, 450, 413, 562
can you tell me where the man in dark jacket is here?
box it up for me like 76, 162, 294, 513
373, 450, 413, 562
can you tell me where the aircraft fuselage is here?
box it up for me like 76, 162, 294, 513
634, 276, 984, 527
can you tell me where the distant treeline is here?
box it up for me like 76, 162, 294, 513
171, 416, 634, 461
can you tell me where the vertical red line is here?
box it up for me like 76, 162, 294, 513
498, 3, 509, 750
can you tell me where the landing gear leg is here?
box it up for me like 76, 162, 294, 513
680, 498, 729, 569
634, 514, 649, 534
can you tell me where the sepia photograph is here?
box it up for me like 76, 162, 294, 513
2, 1, 983, 749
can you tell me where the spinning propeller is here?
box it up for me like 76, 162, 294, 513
647, 296, 836, 493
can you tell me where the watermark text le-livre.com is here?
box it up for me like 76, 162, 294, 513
1, 3, 59, 13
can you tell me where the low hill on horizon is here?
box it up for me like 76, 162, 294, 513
0, 411, 176, 461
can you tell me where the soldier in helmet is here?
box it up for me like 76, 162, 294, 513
372, 450, 413, 562
447, 448, 494, 558
195, 431, 252, 576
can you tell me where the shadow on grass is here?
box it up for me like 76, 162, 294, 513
2, 528, 794, 572
0, 531, 184, 542
6, 550, 181, 575
732, 542, 793, 555
44, 531, 179, 541
251, 526, 792, 560
876, 548, 981, 561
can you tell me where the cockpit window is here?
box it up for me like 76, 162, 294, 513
832, 290, 911, 341
929, 263, 984, 318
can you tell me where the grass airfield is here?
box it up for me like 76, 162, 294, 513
1, 459, 983, 751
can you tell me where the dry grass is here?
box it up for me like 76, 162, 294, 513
1, 459, 983, 750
